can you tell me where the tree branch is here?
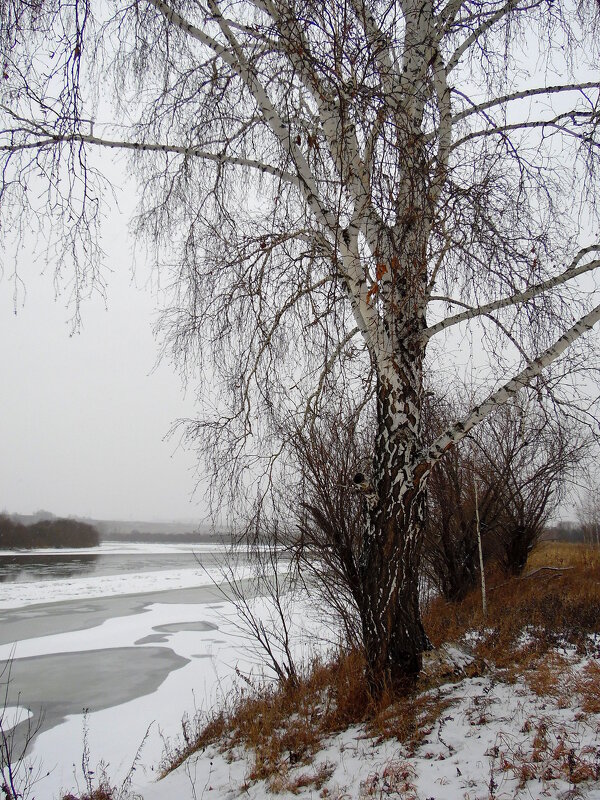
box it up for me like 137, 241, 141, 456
0, 129, 301, 185
446, 0, 520, 73
453, 82, 600, 125
423, 302, 600, 465
302, 326, 361, 427
452, 109, 600, 150
424, 245, 600, 340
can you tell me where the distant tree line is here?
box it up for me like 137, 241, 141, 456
0, 515, 99, 548
545, 522, 589, 544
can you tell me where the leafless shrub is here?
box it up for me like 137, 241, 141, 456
425, 393, 590, 600
214, 532, 304, 689
286, 403, 372, 651
473, 398, 590, 575
0, 658, 45, 800
425, 430, 500, 602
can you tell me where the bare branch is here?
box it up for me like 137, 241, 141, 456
425, 246, 600, 340
425, 303, 600, 465
453, 82, 600, 125
446, 0, 520, 73
452, 109, 600, 151
302, 326, 361, 427
0, 128, 301, 185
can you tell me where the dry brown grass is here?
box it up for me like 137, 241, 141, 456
423, 541, 600, 733
575, 660, 600, 714
527, 540, 600, 570
161, 541, 600, 792
424, 543, 600, 663
61, 780, 143, 800
269, 761, 335, 794
522, 651, 573, 704
366, 688, 454, 757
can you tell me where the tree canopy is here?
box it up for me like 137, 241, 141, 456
2, 0, 600, 692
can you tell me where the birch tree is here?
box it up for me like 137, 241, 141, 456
2, 0, 600, 694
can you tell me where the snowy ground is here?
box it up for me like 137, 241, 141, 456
1, 551, 599, 800
148, 649, 600, 800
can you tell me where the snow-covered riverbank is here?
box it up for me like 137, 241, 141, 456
148, 659, 600, 800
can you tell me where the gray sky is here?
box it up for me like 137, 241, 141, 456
0, 196, 587, 526
0, 206, 208, 523
0, 31, 594, 527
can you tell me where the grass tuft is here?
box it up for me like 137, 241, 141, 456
359, 759, 417, 798
62, 790, 114, 800
575, 660, 600, 714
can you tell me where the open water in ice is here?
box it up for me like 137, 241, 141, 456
0, 544, 238, 584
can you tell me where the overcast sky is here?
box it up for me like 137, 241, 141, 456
1, 42, 594, 526
0, 191, 587, 526
0, 199, 209, 523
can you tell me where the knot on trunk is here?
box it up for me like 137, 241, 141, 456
353, 472, 378, 510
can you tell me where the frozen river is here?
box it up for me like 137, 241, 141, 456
0, 543, 292, 799
0, 541, 237, 586
0, 542, 251, 608
0, 583, 228, 737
